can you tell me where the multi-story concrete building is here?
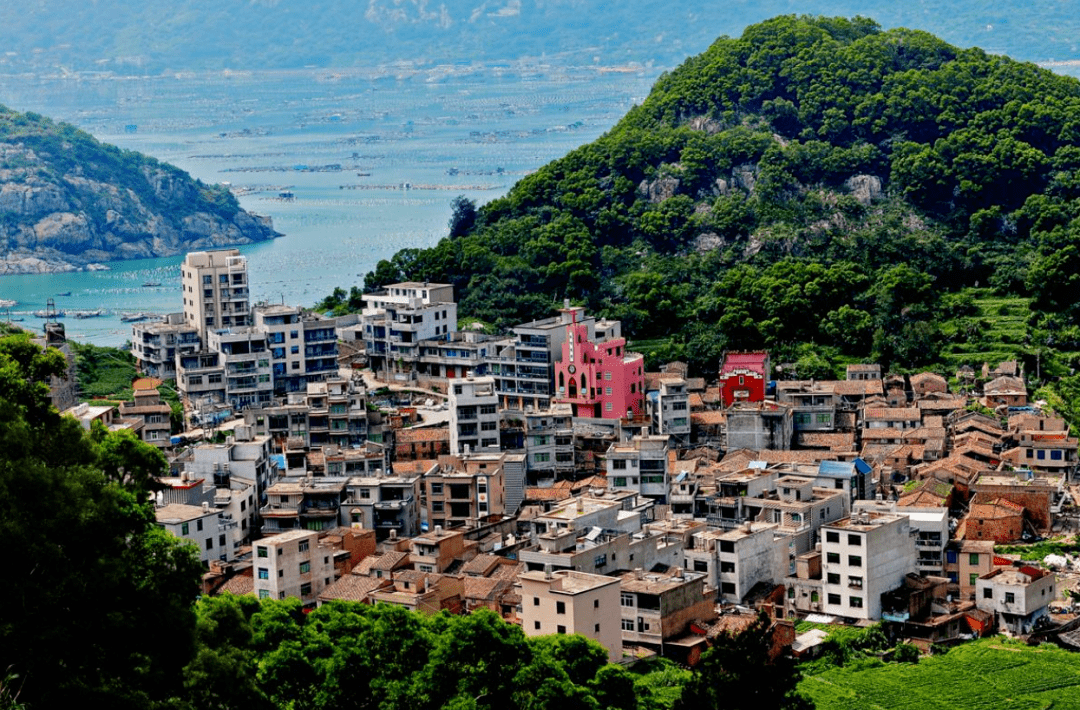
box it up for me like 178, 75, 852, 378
606, 435, 670, 502
686, 523, 786, 603
652, 377, 691, 440
820, 512, 917, 621
725, 402, 794, 450
519, 568, 623, 662
343, 474, 423, 540
182, 426, 277, 521
976, 566, 1056, 634
422, 452, 524, 529
254, 529, 336, 604
118, 386, 173, 450
449, 375, 500, 454
521, 404, 575, 483
131, 313, 201, 380
854, 499, 948, 577
416, 330, 505, 393
362, 282, 456, 382
553, 307, 644, 419
155, 502, 237, 565
776, 381, 838, 433
618, 569, 714, 649
719, 351, 770, 407
181, 249, 251, 343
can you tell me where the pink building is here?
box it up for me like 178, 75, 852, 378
553, 308, 644, 419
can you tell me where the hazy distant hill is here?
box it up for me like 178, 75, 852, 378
0, 1, 1076, 74
0, 106, 279, 274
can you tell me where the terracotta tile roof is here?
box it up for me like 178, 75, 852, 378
393, 460, 438, 475
396, 427, 450, 443
318, 574, 389, 603
217, 575, 254, 596
463, 577, 514, 602
688, 393, 705, 409
571, 475, 609, 491
898, 489, 949, 507
462, 554, 503, 577
490, 562, 526, 581
796, 432, 856, 450
368, 550, 410, 571
686, 378, 707, 391
833, 380, 884, 396
984, 376, 1026, 394
692, 411, 726, 425
969, 498, 1025, 519
864, 407, 921, 421
524, 481, 574, 502
702, 387, 722, 404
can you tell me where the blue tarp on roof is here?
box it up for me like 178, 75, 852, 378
818, 458, 872, 477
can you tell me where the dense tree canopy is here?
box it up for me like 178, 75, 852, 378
345, 15, 1080, 380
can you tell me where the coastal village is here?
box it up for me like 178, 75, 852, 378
42, 247, 1080, 664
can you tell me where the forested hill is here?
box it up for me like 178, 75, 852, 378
1, 1, 1078, 74
354, 15, 1080, 380
0, 106, 279, 273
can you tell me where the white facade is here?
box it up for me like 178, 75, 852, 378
606, 435, 670, 502
362, 282, 457, 381
686, 523, 787, 603
976, 568, 1056, 634
156, 502, 237, 565
181, 249, 250, 343
131, 312, 201, 379
449, 375, 500, 454
820, 512, 916, 621
654, 378, 691, 439
253, 529, 336, 604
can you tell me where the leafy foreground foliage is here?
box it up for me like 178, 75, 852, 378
184, 599, 807, 710
800, 638, 1080, 709
0, 332, 202, 708
351, 15, 1080, 392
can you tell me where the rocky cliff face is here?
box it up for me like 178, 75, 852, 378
0, 140, 280, 274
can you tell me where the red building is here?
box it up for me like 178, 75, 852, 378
553, 308, 645, 419
719, 351, 770, 408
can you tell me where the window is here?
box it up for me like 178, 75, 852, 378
1005, 592, 1016, 604
556, 601, 566, 615
969, 573, 979, 586
556, 625, 566, 634
534, 621, 541, 630
827, 573, 840, 584
848, 576, 863, 589
594, 599, 600, 609
621, 593, 633, 607
181, 522, 189, 535
594, 554, 607, 567
257, 546, 268, 558
622, 619, 634, 631
258, 589, 270, 599
848, 555, 862, 567
969, 553, 981, 565
291, 345, 299, 354
826, 552, 840, 564
300, 582, 312, 596
720, 562, 735, 574
299, 540, 310, 553
787, 587, 795, 599
612, 459, 627, 470
206, 538, 213, 549
605, 387, 612, 396
533, 597, 540, 606
847, 534, 861, 546
196, 519, 203, 532
258, 568, 269, 580
595, 623, 600, 633
290, 331, 298, 340
299, 561, 310, 574
983, 587, 993, 599
430, 482, 443, 495
849, 596, 863, 609
827, 593, 841, 605
825, 531, 839, 543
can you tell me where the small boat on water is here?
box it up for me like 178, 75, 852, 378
142, 281, 162, 287
121, 312, 157, 323
33, 310, 65, 318
56, 292, 72, 297
0, 299, 15, 308
73, 309, 105, 319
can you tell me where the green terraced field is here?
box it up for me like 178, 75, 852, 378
800, 638, 1080, 709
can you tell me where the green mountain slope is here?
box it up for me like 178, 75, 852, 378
356, 16, 1080, 378
0, 106, 279, 273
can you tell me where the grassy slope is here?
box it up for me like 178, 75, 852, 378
800, 638, 1080, 709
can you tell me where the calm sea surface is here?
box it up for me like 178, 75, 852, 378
0, 64, 660, 346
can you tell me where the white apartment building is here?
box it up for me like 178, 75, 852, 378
686, 523, 787, 603
820, 512, 917, 621
449, 375, 500, 454
975, 566, 1057, 635
181, 249, 251, 342
155, 502, 237, 565
519, 568, 622, 663
606, 435, 670, 502
522, 403, 575, 482
253, 529, 336, 604
653, 378, 691, 440
362, 282, 457, 382
131, 312, 201, 379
